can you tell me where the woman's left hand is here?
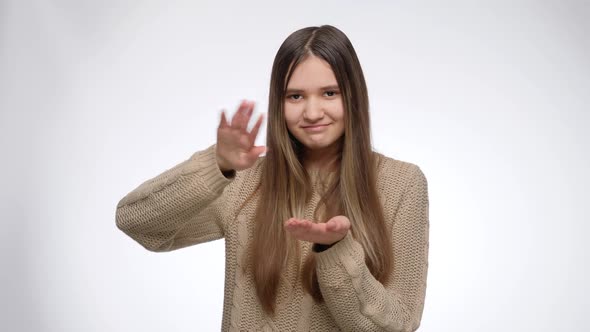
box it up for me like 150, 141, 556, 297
284, 215, 351, 245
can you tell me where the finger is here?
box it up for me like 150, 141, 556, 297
293, 219, 307, 227
284, 218, 298, 228
248, 113, 265, 141
288, 219, 309, 230
219, 110, 229, 129
242, 101, 255, 130
285, 221, 303, 235
335, 220, 344, 232
332, 221, 343, 233
325, 219, 335, 231
247, 101, 255, 117
230, 100, 250, 130
248, 146, 266, 158
236, 100, 254, 130
325, 222, 333, 232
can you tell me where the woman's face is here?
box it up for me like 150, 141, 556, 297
284, 55, 345, 153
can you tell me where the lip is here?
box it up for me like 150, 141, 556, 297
301, 124, 330, 132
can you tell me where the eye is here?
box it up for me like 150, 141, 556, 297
288, 94, 302, 100
324, 90, 338, 97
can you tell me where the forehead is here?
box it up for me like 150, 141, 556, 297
286, 55, 338, 89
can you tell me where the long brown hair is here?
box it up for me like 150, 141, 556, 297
248, 25, 392, 315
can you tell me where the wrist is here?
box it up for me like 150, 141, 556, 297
215, 156, 235, 178
312, 240, 340, 253
214, 150, 233, 173
218, 162, 233, 173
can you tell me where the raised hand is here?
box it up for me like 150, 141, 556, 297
284, 215, 351, 245
216, 100, 266, 172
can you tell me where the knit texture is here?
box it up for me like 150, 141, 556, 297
116, 144, 429, 331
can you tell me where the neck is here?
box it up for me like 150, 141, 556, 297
303, 141, 342, 172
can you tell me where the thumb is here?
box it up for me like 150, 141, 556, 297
325, 219, 337, 231
251, 145, 266, 157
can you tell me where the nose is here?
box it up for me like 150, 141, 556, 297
303, 97, 324, 122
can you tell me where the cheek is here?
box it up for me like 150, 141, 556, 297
329, 100, 345, 121
283, 104, 300, 126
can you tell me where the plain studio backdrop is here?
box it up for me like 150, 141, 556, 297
1, 0, 588, 331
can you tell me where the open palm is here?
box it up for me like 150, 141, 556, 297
216, 100, 266, 172
284, 215, 351, 245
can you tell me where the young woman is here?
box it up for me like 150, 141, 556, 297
116, 25, 429, 331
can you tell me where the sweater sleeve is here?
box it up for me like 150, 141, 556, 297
315, 166, 429, 332
115, 144, 238, 252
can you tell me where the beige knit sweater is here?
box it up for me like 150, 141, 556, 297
115, 144, 429, 332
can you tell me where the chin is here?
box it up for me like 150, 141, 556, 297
303, 141, 333, 150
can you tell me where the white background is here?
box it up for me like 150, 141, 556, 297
1, 1, 589, 331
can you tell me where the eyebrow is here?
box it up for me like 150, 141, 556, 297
285, 85, 340, 94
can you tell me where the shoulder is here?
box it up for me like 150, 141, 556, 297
372, 152, 428, 206
373, 152, 426, 186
